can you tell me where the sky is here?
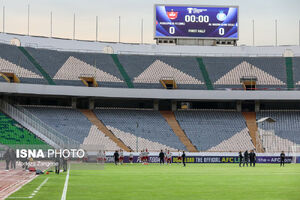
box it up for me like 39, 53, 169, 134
0, 0, 299, 46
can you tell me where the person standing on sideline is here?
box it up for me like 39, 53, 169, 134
164, 148, 168, 164
129, 151, 133, 164
249, 150, 256, 167
62, 151, 68, 172
83, 150, 88, 162
177, 150, 182, 164
55, 150, 61, 174
159, 150, 164, 165
182, 151, 186, 167
97, 150, 101, 163
243, 150, 249, 167
114, 150, 119, 165
139, 150, 144, 163
103, 150, 107, 163
239, 151, 243, 167
4, 148, 11, 171
280, 151, 285, 167
10, 148, 16, 170
167, 150, 172, 165
97, 150, 105, 164
145, 149, 149, 164
119, 150, 124, 165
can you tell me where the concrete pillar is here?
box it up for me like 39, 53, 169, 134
255, 101, 260, 112
89, 99, 95, 110
236, 101, 242, 112
153, 100, 159, 110
171, 101, 177, 111
71, 98, 77, 109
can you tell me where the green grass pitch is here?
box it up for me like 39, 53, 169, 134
7, 163, 300, 200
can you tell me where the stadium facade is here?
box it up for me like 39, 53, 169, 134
0, 32, 300, 163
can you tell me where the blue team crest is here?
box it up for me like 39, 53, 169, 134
217, 11, 227, 21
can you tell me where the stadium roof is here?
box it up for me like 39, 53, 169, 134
1, 33, 300, 57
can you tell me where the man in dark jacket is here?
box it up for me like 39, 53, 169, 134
55, 156, 61, 174
4, 148, 11, 171
55, 149, 61, 174
62, 151, 68, 172
280, 151, 285, 167
243, 150, 249, 167
182, 151, 186, 167
239, 151, 243, 167
249, 150, 256, 167
10, 149, 16, 170
114, 150, 119, 165
159, 150, 164, 165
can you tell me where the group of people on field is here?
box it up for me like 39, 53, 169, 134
239, 150, 286, 167
3, 148, 16, 171
86, 149, 287, 166
239, 150, 257, 167
113, 149, 127, 165
159, 149, 186, 166
112, 149, 186, 166
96, 150, 107, 163
139, 149, 150, 164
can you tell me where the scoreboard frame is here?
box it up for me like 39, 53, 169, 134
153, 4, 239, 40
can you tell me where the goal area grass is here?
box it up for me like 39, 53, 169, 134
7, 163, 300, 200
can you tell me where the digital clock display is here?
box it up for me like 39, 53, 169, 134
155, 5, 238, 39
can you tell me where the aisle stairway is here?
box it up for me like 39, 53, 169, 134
18, 47, 55, 85
285, 57, 294, 89
242, 112, 264, 152
160, 111, 198, 152
80, 109, 132, 151
196, 57, 213, 90
111, 54, 134, 88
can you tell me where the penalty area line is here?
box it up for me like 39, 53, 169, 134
61, 168, 70, 200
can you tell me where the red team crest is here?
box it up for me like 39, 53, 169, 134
167, 9, 178, 20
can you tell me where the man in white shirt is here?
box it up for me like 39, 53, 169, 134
129, 151, 133, 164
167, 150, 172, 165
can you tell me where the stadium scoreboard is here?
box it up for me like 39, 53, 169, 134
154, 5, 239, 44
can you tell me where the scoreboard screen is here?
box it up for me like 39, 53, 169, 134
155, 5, 238, 39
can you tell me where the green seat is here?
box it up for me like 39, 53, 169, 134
0, 112, 50, 149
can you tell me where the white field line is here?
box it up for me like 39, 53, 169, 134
6, 177, 49, 199
2, 174, 36, 199
61, 168, 70, 200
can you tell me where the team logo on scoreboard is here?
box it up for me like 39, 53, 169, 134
216, 11, 227, 21
167, 9, 178, 20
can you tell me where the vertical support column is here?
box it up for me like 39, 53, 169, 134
275, 19, 278, 46
171, 101, 177, 112
89, 99, 95, 110
96, 16, 98, 41
72, 98, 77, 109
73, 13, 76, 40
252, 19, 255, 46
27, 4, 30, 35
153, 100, 159, 111
255, 101, 260, 112
118, 16, 121, 43
141, 18, 143, 44
2, 6, 5, 33
236, 101, 242, 112
50, 12, 52, 38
